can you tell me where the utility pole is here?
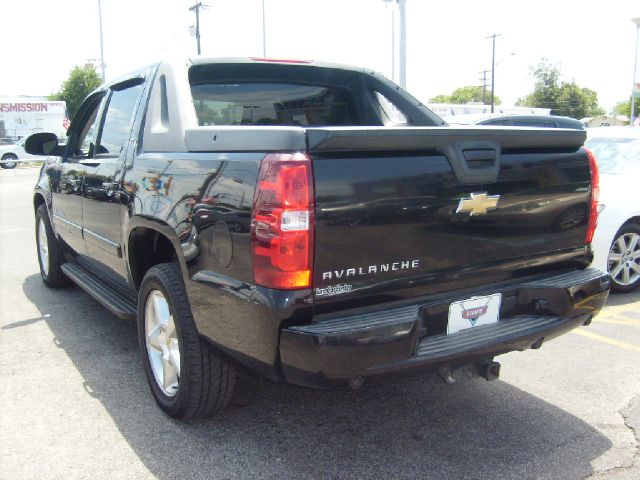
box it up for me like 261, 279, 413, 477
487, 33, 501, 113
569, 80, 575, 117
398, 0, 407, 88
381, 0, 406, 86
391, 7, 395, 81
262, 0, 266, 56
97, 0, 106, 81
479, 70, 489, 105
189, 2, 209, 55
382, 0, 397, 81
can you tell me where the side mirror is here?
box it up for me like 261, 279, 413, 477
24, 132, 64, 156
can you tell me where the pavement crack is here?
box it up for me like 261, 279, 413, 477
584, 394, 640, 479
620, 395, 640, 457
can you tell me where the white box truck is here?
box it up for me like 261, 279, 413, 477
0, 97, 68, 168
0, 97, 68, 140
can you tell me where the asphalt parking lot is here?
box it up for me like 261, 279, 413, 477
1, 167, 639, 480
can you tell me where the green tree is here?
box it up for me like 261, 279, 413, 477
517, 59, 604, 118
429, 94, 450, 103
613, 98, 640, 119
429, 85, 500, 105
517, 59, 561, 112
50, 65, 102, 120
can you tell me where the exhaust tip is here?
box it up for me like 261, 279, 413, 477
478, 360, 501, 381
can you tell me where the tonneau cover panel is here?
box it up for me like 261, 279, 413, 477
306, 126, 586, 152
309, 126, 592, 311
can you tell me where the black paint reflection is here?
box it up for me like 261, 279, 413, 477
312, 151, 591, 301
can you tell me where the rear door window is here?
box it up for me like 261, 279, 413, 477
96, 84, 144, 156
190, 83, 356, 126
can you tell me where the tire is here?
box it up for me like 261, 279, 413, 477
35, 204, 72, 287
1, 153, 17, 169
137, 263, 236, 419
607, 223, 640, 293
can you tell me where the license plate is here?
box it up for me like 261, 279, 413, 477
447, 293, 502, 334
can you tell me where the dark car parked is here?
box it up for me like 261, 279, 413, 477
445, 113, 585, 129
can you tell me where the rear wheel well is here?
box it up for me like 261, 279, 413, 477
129, 228, 179, 289
622, 217, 640, 229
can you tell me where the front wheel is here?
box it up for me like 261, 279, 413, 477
1, 154, 17, 169
138, 263, 236, 419
608, 223, 640, 293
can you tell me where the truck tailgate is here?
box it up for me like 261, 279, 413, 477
307, 126, 591, 307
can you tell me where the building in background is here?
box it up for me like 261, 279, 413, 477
428, 103, 551, 118
581, 115, 630, 127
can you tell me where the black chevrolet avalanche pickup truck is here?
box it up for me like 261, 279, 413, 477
26, 58, 609, 419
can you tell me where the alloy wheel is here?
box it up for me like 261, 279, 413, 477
37, 218, 49, 276
144, 290, 181, 397
608, 232, 640, 287
2, 155, 17, 168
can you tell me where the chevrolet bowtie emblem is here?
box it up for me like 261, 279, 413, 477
456, 192, 500, 216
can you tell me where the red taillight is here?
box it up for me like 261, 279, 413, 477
251, 153, 314, 289
585, 147, 600, 244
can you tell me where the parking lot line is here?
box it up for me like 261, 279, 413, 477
595, 311, 640, 325
573, 329, 640, 352
595, 317, 640, 327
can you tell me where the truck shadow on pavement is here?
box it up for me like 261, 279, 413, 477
21, 273, 612, 480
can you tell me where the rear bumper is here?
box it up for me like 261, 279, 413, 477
279, 268, 609, 389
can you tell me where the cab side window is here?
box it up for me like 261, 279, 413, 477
96, 84, 144, 157
67, 95, 105, 159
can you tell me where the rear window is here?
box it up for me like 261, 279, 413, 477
512, 120, 547, 127
190, 83, 356, 126
481, 120, 509, 126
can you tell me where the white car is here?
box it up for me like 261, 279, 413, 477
0, 136, 41, 169
586, 127, 640, 292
